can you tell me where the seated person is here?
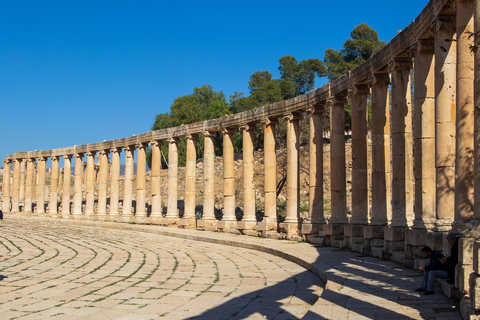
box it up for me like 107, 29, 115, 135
441, 234, 458, 284
415, 246, 448, 295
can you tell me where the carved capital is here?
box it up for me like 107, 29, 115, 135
99, 149, 110, 156
149, 141, 159, 148
261, 117, 278, 127
168, 137, 177, 144
326, 94, 347, 108
203, 131, 216, 138
110, 147, 122, 153
63, 154, 73, 160
222, 128, 235, 135
388, 58, 413, 72
135, 142, 148, 150
124, 145, 135, 152
412, 39, 434, 55
283, 113, 301, 122
86, 151, 96, 157
431, 18, 455, 33
38, 157, 47, 162
368, 73, 390, 87
186, 133, 198, 141
239, 124, 250, 131
348, 85, 370, 98
51, 156, 59, 162
3, 159, 11, 165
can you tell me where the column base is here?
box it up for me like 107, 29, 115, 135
118, 216, 134, 223
279, 222, 299, 234
323, 223, 344, 236
94, 214, 108, 221
257, 221, 277, 232
178, 218, 196, 228
130, 216, 147, 224
237, 221, 257, 230
158, 217, 178, 226
196, 219, 217, 231
301, 223, 323, 235
216, 220, 237, 231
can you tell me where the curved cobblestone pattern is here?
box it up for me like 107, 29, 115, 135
0, 216, 323, 319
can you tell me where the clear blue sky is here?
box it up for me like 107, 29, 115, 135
0, 0, 429, 165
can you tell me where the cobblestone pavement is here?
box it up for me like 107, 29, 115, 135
0, 215, 322, 320
0, 215, 462, 319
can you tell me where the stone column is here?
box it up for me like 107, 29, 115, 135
85, 151, 96, 218
109, 147, 121, 219
97, 150, 109, 219
475, 0, 480, 220
219, 129, 236, 229
198, 132, 216, 228
49, 156, 59, 215
73, 153, 84, 217
36, 157, 46, 214
182, 135, 197, 227
24, 158, 35, 213
434, 19, 457, 231
149, 142, 162, 222
2, 160, 11, 212
61, 155, 72, 218
134, 143, 147, 222
454, 0, 475, 232
412, 40, 436, 229
58, 168, 63, 197
19, 159, 25, 205
166, 138, 178, 220
239, 124, 256, 230
122, 145, 135, 221
262, 119, 277, 230
11, 159, 21, 213
389, 58, 414, 227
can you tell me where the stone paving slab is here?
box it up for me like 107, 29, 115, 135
0, 214, 462, 319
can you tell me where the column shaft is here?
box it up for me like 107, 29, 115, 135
73, 154, 84, 216
97, 150, 109, 217
2, 160, 11, 212
36, 157, 46, 214
122, 146, 134, 219
135, 144, 147, 219
25, 159, 35, 213
166, 139, 178, 218
242, 126, 256, 222
85, 152, 96, 217
61, 155, 72, 217
150, 142, 162, 218
264, 121, 277, 222
11, 159, 20, 213
475, 0, 480, 219
49, 156, 59, 215
109, 148, 121, 217
185, 136, 197, 219
19, 159, 25, 204
203, 133, 216, 220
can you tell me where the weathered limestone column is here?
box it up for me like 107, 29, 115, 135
280, 113, 301, 236
239, 124, 256, 230
2, 160, 11, 212
24, 158, 35, 213
122, 145, 135, 221
58, 168, 63, 198
181, 135, 197, 227
61, 155, 72, 218
412, 40, 436, 229
19, 159, 25, 205
262, 119, 277, 230
166, 138, 178, 221
454, 0, 475, 232
149, 142, 162, 222
219, 129, 236, 229
96, 150, 109, 219
109, 147, 121, 219
73, 153, 84, 217
434, 19, 457, 231
389, 58, 414, 227
325, 95, 348, 239
11, 159, 21, 213
134, 143, 147, 222
85, 151, 96, 218
49, 156, 59, 215
202, 132, 216, 224
36, 157, 46, 214
475, 0, 480, 221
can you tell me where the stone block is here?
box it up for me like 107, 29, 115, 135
405, 229, 428, 246
426, 231, 445, 252
196, 219, 215, 228
324, 224, 344, 236
474, 241, 480, 274
343, 224, 364, 237
330, 236, 346, 249
469, 273, 480, 310
371, 239, 384, 247
414, 258, 430, 270
237, 221, 258, 231
384, 226, 406, 241
391, 251, 406, 264
351, 243, 364, 254
178, 218, 196, 228
302, 223, 321, 235
363, 239, 371, 253
158, 217, 178, 226
351, 236, 364, 244
306, 235, 325, 245
460, 238, 475, 265
216, 220, 237, 231
384, 241, 404, 255
363, 225, 384, 239
243, 230, 260, 237
405, 245, 413, 259
286, 234, 302, 241
371, 246, 384, 259
457, 263, 474, 294
460, 295, 475, 320
265, 231, 283, 239
437, 278, 456, 299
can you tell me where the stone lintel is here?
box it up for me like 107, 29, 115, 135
344, 224, 365, 237
323, 223, 344, 236
363, 226, 385, 239
405, 229, 428, 246
426, 231, 446, 252
384, 226, 407, 242
279, 222, 299, 234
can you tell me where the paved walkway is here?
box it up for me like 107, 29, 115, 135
0, 214, 461, 319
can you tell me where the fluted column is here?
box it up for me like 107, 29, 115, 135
11, 159, 21, 213
135, 143, 147, 221
184, 135, 197, 221
61, 155, 72, 217
389, 58, 414, 227
73, 153, 84, 217
149, 142, 162, 220
49, 156, 59, 215
413, 40, 436, 229
97, 150, 109, 219
454, 0, 475, 232
166, 138, 178, 219
109, 147, 121, 218
202, 132, 216, 222
85, 151, 96, 218
222, 129, 236, 224
36, 157, 46, 214
24, 158, 35, 213
122, 145, 135, 220
434, 19, 457, 231
19, 159, 25, 205
263, 119, 277, 225
2, 160, 11, 212
240, 124, 256, 226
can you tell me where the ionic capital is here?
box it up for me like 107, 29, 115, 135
222, 127, 235, 135
239, 124, 250, 132
3, 159, 11, 165
123, 145, 135, 152
348, 85, 370, 98
38, 157, 47, 162
51, 156, 59, 161
388, 58, 413, 72
74, 153, 84, 159
368, 73, 390, 87
412, 39, 434, 55
326, 94, 347, 108
110, 147, 122, 153
135, 142, 148, 150
85, 151, 96, 157
63, 154, 73, 160
99, 149, 110, 156
186, 133, 198, 141
167, 137, 178, 144
261, 117, 278, 127
283, 113, 301, 122
202, 131, 216, 138
431, 18, 455, 33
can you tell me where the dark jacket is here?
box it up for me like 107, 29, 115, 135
445, 241, 458, 279
424, 251, 445, 272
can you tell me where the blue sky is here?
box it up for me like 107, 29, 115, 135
0, 0, 429, 165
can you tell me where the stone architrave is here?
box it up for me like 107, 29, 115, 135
349, 85, 370, 225
109, 147, 121, 218
11, 159, 21, 213
389, 58, 414, 227
475, 0, 480, 220
61, 155, 72, 217
19, 159, 25, 204
433, 19, 457, 231
240, 124, 256, 227
73, 153, 84, 217
369, 73, 392, 226
166, 138, 178, 219
329, 95, 348, 225
149, 142, 162, 220
263, 119, 277, 224
135, 143, 147, 221
202, 132, 216, 221
122, 145, 135, 220
24, 158, 35, 214
184, 135, 197, 220
36, 157, 47, 215
97, 150, 109, 219
454, 0, 475, 231
2, 160, 11, 212
222, 129, 236, 222
412, 40, 436, 229
85, 151, 96, 218
49, 156, 59, 215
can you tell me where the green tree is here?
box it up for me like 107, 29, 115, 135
278, 56, 326, 99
